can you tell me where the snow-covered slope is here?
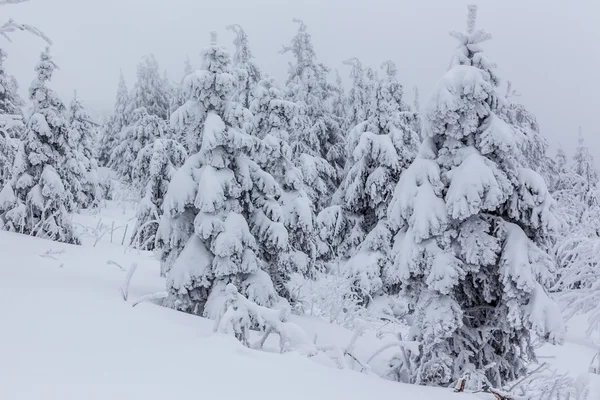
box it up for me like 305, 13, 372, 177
0, 229, 484, 400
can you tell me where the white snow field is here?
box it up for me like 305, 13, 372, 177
0, 202, 598, 399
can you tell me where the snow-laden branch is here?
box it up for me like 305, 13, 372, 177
0, 18, 52, 44
0, 0, 30, 5
120, 263, 138, 301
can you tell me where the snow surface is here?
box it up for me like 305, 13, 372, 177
0, 201, 598, 399
0, 204, 483, 400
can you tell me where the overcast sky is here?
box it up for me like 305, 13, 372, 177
2, 0, 598, 159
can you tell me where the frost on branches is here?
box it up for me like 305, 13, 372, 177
227, 24, 262, 110
0, 48, 78, 244
97, 71, 130, 166
130, 137, 186, 250
386, 6, 563, 387
159, 33, 288, 315
318, 60, 419, 302
250, 77, 317, 299
68, 94, 100, 208
109, 107, 167, 182
281, 19, 344, 211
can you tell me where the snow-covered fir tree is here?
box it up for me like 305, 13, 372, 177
68, 94, 100, 208
331, 69, 346, 134
0, 49, 23, 119
343, 58, 374, 133
386, 6, 563, 387
318, 60, 419, 301
109, 107, 167, 182
97, 71, 130, 166
0, 48, 78, 244
0, 49, 25, 186
0, 114, 22, 187
572, 128, 598, 189
249, 76, 317, 298
553, 132, 599, 237
169, 44, 253, 155
169, 57, 194, 117
281, 19, 344, 211
227, 24, 261, 109
159, 32, 287, 313
130, 137, 186, 250
502, 82, 557, 192
128, 55, 170, 120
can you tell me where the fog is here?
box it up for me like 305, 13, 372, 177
3, 0, 598, 159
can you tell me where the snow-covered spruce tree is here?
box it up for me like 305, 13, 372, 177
0, 114, 23, 187
97, 71, 130, 166
556, 130, 599, 232
169, 57, 194, 118
343, 58, 374, 133
0, 4, 52, 186
0, 49, 24, 186
572, 128, 598, 190
317, 60, 419, 301
128, 55, 170, 120
386, 6, 563, 387
331, 69, 346, 134
281, 19, 344, 210
159, 32, 286, 312
169, 45, 254, 155
130, 137, 186, 250
502, 82, 557, 193
68, 94, 101, 208
553, 132, 600, 289
227, 24, 261, 110
109, 107, 167, 183
0, 48, 78, 244
0, 49, 24, 119
249, 76, 317, 297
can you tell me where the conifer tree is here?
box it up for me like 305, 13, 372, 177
386, 6, 563, 386
250, 76, 317, 298
318, 60, 419, 300
227, 24, 262, 109
0, 114, 22, 187
281, 19, 344, 210
0, 49, 24, 186
68, 94, 100, 207
109, 107, 166, 182
0, 49, 23, 119
159, 32, 287, 312
343, 58, 373, 133
331, 69, 346, 134
170, 57, 195, 116
502, 81, 557, 192
97, 72, 130, 166
130, 137, 186, 250
0, 48, 78, 244
572, 128, 598, 188
128, 55, 170, 120
0, 0, 51, 187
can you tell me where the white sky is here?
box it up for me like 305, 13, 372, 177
2, 0, 599, 160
